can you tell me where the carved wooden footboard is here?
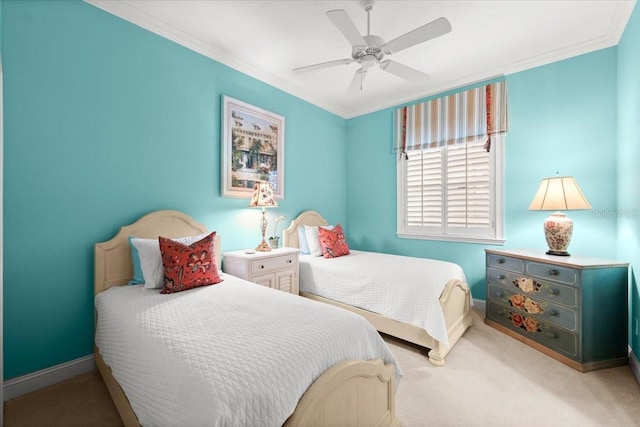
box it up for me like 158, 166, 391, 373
284, 359, 399, 427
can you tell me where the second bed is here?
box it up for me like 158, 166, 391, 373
282, 210, 473, 366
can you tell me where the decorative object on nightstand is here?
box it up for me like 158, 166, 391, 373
528, 174, 591, 256
268, 215, 287, 249
249, 181, 278, 252
223, 247, 300, 294
485, 248, 628, 372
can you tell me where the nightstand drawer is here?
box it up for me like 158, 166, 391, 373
487, 254, 524, 273
487, 301, 577, 358
527, 262, 577, 286
487, 284, 577, 331
223, 247, 300, 295
488, 268, 578, 308
251, 255, 296, 274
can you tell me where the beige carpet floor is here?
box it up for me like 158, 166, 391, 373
4, 309, 640, 426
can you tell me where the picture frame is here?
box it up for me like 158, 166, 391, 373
221, 95, 285, 198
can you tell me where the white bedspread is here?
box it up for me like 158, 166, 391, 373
95, 275, 400, 427
299, 250, 468, 348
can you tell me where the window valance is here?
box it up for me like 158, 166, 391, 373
394, 80, 508, 155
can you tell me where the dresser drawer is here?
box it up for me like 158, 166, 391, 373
487, 284, 577, 331
486, 267, 515, 287
251, 255, 297, 274
527, 262, 578, 286
487, 301, 578, 358
487, 268, 577, 308
487, 254, 525, 273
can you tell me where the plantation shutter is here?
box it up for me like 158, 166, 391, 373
406, 148, 442, 228
403, 139, 491, 236
446, 141, 491, 230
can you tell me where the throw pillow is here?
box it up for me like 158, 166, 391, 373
159, 231, 223, 294
318, 224, 350, 258
304, 224, 334, 257
129, 232, 210, 288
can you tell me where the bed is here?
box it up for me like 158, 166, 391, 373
94, 209, 401, 427
282, 210, 473, 366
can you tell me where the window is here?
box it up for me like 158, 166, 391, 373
397, 136, 504, 244
394, 81, 507, 244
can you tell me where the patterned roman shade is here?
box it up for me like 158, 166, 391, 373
394, 80, 508, 155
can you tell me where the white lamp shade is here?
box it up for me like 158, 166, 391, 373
528, 175, 591, 256
249, 181, 278, 208
528, 176, 591, 211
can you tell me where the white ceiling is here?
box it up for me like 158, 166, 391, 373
88, 0, 636, 119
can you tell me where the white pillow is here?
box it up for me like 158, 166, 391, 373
130, 232, 210, 289
303, 225, 333, 257
297, 226, 310, 254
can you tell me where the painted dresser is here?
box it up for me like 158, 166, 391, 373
485, 249, 628, 372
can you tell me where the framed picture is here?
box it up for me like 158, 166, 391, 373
221, 95, 285, 198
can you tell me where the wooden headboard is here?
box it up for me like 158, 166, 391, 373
282, 210, 328, 249
94, 210, 220, 294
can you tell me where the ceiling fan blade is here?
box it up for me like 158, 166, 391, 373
348, 68, 368, 94
326, 9, 367, 48
380, 60, 430, 84
293, 58, 353, 73
383, 17, 452, 54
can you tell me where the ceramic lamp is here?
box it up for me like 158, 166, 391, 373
528, 175, 591, 256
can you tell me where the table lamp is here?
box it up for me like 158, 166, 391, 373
528, 175, 591, 256
249, 181, 278, 252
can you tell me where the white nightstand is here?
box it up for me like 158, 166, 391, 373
222, 247, 300, 295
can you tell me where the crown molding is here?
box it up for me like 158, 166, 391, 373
85, 0, 636, 120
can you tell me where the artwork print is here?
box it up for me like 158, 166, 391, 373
221, 96, 285, 198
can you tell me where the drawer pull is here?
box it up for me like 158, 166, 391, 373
497, 258, 506, 264
549, 310, 559, 316
496, 290, 504, 297
497, 309, 506, 316
287, 259, 292, 264
260, 265, 265, 269
548, 269, 559, 276
547, 288, 559, 296
545, 332, 557, 339
498, 274, 506, 280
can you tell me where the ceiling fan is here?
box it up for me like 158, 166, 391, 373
292, 0, 452, 94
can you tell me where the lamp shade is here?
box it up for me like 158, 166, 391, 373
249, 181, 278, 208
528, 176, 591, 211
528, 175, 591, 256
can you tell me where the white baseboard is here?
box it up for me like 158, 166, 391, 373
472, 298, 486, 313
3, 354, 95, 401
630, 348, 640, 386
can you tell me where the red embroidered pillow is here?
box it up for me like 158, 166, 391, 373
318, 224, 350, 258
159, 231, 223, 294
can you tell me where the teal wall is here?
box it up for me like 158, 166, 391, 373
2, 0, 638, 381
2, 0, 347, 379
346, 48, 619, 298
617, 3, 640, 360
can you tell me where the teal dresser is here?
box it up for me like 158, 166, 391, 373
485, 249, 628, 372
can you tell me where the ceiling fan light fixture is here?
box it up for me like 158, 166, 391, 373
360, 55, 376, 69
293, 1, 451, 93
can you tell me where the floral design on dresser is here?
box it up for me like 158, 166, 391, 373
512, 277, 542, 293
508, 311, 542, 333
508, 294, 544, 314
